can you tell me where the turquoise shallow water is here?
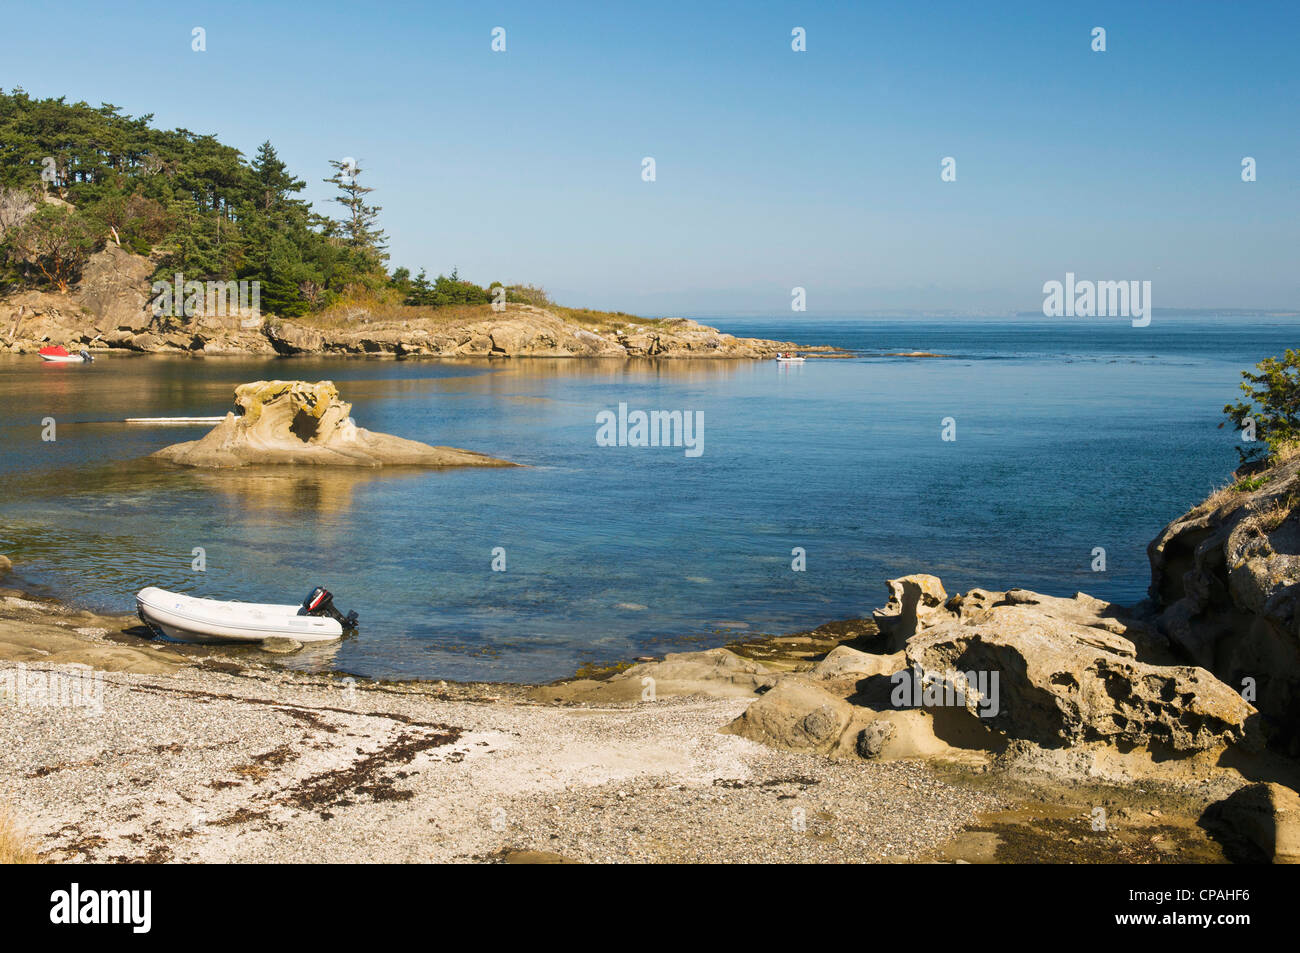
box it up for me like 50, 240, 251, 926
0, 314, 1294, 681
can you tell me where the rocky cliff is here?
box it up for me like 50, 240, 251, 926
2, 248, 829, 359
1148, 453, 1300, 754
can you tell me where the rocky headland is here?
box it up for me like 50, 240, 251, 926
1, 247, 832, 360
151, 379, 515, 469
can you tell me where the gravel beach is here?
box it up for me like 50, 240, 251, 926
1, 659, 1004, 863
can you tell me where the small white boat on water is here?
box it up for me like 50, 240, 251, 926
39, 345, 93, 363
136, 586, 357, 644
775, 352, 806, 363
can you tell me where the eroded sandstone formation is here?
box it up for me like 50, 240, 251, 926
902, 588, 1256, 753
152, 380, 516, 469
718, 574, 1258, 760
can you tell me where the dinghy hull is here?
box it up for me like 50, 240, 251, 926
39, 346, 93, 363
136, 586, 344, 643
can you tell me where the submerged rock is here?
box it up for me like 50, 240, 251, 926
151, 380, 516, 469
260, 637, 304, 654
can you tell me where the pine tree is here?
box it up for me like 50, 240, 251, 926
409, 267, 432, 306
323, 158, 386, 262
250, 141, 305, 214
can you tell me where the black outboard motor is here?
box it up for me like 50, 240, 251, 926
80, 349, 94, 363
299, 586, 359, 629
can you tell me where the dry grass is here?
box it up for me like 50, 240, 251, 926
1189, 473, 1272, 518
1251, 498, 1291, 534
284, 288, 669, 334
1270, 438, 1300, 466
1189, 482, 1241, 517
295, 296, 498, 330
1252, 485, 1300, 533
1189, 444, 1300, 530
0, 805, 39, 864
549, 305, 667, 331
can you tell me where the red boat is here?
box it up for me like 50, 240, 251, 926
39, 345, 93, 363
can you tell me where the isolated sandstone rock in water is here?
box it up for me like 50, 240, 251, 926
152, 380, 516, 469
905, 596, 1257, 753
1204, 782, 1300, 863
0, 555, 11, 575
1148, 455, 1300, 751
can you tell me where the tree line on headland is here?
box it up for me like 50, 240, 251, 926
0, 88, 546, 315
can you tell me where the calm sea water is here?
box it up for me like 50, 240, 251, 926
0, 315, 1293, 681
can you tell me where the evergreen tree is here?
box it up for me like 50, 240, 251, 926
323, 158, 386, 262
408, 268, 433, 306
250, 141, 306, 213
388, 266, 413, 301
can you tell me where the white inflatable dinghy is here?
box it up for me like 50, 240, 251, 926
136, 586, 357, 644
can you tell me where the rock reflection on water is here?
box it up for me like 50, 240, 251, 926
4, 455, 429, 521
183, 467, 429, 519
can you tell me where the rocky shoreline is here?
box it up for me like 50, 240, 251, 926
5, 449, 1300, 863
0, 562, 1291, 863
2, 247, 838, 361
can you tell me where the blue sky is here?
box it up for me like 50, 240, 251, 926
2, 0, 1297, 314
